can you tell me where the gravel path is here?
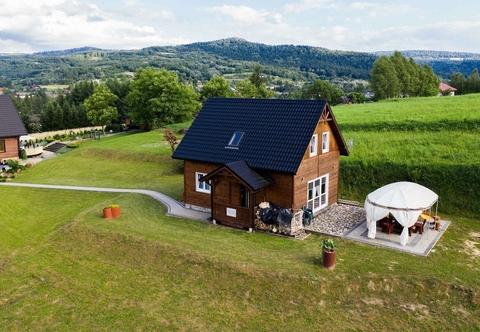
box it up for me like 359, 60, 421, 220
304, 203, 366, 236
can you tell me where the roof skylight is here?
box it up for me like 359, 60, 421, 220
228, 132, 244, 147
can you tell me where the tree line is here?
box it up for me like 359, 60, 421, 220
10, 63, 371, 134
369, 51, 439, 100
448, 69, 480, 94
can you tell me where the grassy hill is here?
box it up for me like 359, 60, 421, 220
333, 94, 480, 217
1, 96, 479, 330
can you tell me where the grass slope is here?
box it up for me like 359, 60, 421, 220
1, 96, 480, 330
333, 94, 480, 216
1, 187, 479, 330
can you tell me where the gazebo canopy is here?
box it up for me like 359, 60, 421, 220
365, 182, 438, 245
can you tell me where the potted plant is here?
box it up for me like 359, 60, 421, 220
103, 206, 112, 219
321, 238, 336, 269
109, 204, 121, 218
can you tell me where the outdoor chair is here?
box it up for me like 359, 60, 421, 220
301, 205, 313, 226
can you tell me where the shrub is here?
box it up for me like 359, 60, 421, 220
66, 141, 81, 149
6, 159, 25, 173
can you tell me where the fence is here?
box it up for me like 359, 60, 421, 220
28, 127, 103, 141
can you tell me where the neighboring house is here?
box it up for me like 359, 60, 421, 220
0, 95, 28, 159
439, 82, 457, 96
172, 98, 349, 230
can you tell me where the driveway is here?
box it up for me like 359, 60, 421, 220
0, 182, 210, 221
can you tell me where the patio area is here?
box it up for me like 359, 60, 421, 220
305, 203, 450, 256
343, 218, 450, 256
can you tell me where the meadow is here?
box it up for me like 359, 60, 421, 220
1, 95, 479, 330
333, 94, 480, 217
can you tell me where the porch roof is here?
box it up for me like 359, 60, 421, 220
201, 160, 275, 191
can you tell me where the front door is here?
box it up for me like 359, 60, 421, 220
307, 175, 328, 212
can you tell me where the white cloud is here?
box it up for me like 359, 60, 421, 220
123, 0, 141, 5
206, 5, 282, 26
0, 0, 184, 52
0, 38, 34, 54
283, 0, 338, 13
284, 0, 416, 17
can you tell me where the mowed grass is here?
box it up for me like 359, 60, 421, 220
333, 94, 480, 166
1, 186, 480, 331
16, 130, 185, 200
332, 94, 480, 215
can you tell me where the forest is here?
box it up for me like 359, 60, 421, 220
0, 38, 377, 88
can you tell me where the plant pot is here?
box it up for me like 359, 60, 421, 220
110, 205, 121, 218
322, 249, 336, 269
103, 207, 112, 219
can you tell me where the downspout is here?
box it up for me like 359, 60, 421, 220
209, 180, 214, 222
251, 191, 256, 231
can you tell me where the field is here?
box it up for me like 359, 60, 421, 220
333, 94, 480, 217
1, 95, 479, 330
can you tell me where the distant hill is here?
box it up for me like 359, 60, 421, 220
33, 46, 104, 57
1, 38, 480, 87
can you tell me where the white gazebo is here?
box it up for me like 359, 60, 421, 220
365, 182, 438, 246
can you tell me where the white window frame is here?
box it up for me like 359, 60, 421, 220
322, 132, 330, 153
309, 134, 318, 157
307, 174, 329, 213
195, 172, 211, 194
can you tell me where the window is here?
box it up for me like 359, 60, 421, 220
309, 134, 318, 157
228, 132, 244, 147
0, 140, 5, 153
195, 172, 211, 194
307, 174, 329, 212
322, 132, 330, 153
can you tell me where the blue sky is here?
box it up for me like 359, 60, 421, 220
1, 0, 479, 53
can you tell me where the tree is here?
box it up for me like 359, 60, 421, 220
125, 67, 200, 129
163, 129, 178, 152
303, 80, 343, 104
105, 77, 131, 117
235, 79, 275, 99
67, 81, 96, 105
450, 72, 466, 95
369, 55, 400, 99
465, 69, 480, 94
83, 84, 118, 135
200, 76, 235, 103
390, 51, 411, 96
418, 65, 439, 97
249, 64, 267, 88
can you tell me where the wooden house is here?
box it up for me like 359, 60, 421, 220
0, 95, 28, 160
172, 98, 349, 230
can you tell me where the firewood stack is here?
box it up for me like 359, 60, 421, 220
254, 202, 303, 236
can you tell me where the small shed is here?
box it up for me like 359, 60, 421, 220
0, 95, 28, 160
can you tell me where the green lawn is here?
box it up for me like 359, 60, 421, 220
16, 130, 185, 200
1, 96, 480, 330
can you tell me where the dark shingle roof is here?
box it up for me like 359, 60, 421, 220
172, 98, 348, 174
202, 160, 275, 191
0, 95, 28, 139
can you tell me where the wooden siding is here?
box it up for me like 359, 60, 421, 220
292, 118, 341, 211
254, 172, 294, 208
183, 160, 219, 208
0, 137, 20, 159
